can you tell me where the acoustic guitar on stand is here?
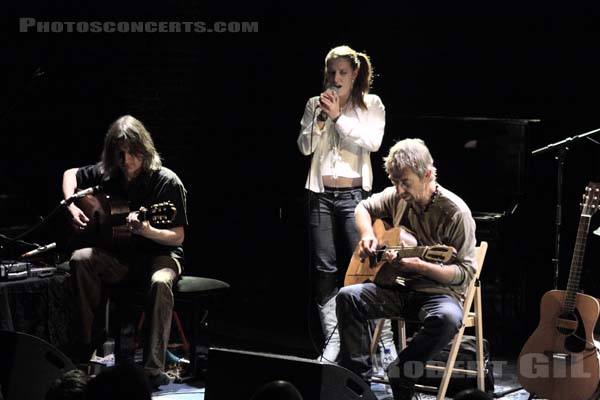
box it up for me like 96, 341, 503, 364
517, 182, 600, 400
67, 192, 177, 251
344, 219, 456, 287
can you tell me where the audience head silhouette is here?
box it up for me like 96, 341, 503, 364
249, 380, 304, 400
85, 362, 152, 400
45, 369, 90, 400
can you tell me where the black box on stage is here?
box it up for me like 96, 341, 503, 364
0, 330, 76, 400
0, 261, 57, 280
0, 261, 31, 280
205, 347, 377, 400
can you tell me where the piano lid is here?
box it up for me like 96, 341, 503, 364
388, 115, 540, 214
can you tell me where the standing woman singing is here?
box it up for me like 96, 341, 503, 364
297, 45, 395, 366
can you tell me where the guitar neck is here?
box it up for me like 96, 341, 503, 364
564, 214, 591, 313
135, 202, 176, 228
383, 246, 428, 259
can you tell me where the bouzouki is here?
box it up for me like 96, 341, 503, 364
68, 192, 177, 250
344, 219, 456, 287
517, 182, 600, 400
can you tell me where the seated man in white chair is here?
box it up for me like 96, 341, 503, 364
336, 138, 477, 400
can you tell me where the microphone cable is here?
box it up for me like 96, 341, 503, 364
0, 186, 100, 259
0, 202, 64, 258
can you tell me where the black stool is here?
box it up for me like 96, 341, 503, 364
113, 275, 230, 379
172, 276, 230, 377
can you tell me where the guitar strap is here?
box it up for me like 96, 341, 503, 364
392, 199, 408, 228
399, 209, 412, 232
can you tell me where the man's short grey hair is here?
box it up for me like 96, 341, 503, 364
383, 138, 437, 180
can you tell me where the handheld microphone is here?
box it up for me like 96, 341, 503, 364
20, 242, 57, 259
317, 86, 339, 122
61, 185, 102, 205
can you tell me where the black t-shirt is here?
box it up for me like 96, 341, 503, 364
76, 163, 188, 259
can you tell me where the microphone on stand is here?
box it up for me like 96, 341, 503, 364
19, 242, 57, 259
317, 86, 339, 122
60, 185, 102, 206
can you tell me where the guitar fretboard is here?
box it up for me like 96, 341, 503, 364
563, 215, 591, 313
378, 247, 426, 260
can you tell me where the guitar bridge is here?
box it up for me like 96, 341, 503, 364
544, 351, 571, 362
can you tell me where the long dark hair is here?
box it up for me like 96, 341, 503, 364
323, 45, 374, 111
100, 115, 162, 177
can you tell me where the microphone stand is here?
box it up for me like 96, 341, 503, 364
0, 66, 45, 123
0, 234, 39, 254
0, 199, 69, 260
0, 185, 101, 259
531, 127, 600, 289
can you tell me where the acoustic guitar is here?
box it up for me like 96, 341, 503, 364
517, 182, 600, 400
68, 192, 177, 250
344, 219, 456, 287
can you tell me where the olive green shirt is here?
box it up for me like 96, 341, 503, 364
358, 184, 477, 301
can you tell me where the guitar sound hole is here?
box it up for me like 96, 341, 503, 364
375, 246, 387, 263
556, 311, 578, 335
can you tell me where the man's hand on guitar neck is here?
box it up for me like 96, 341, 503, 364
126, 209, 185, 246
126, 210, 150, 236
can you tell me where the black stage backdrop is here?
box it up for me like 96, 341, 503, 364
2, 3, 600, 358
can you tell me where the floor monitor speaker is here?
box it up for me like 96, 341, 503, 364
205, 347, 376, 400
0, 330, 76, 400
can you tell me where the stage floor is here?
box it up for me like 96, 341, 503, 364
150, 357, 531, 400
